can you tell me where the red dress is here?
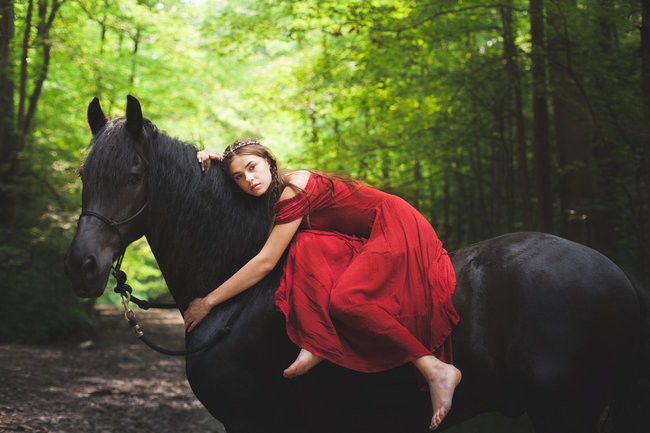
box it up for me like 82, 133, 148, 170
274, 173, 459, 372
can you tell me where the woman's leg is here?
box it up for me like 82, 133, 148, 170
283, 342, 462, 430
328, 296, 461, 430
283, 348, 324, 378
412, 355, 462, 430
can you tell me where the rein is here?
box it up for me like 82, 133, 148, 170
80, 201, 248, 356
112, 264, 250, 356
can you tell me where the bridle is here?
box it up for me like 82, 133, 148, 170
80, 125, 152, 276
76, 137, 249, 356
78, 188, 251, 356
78, 200, 181, 311
80, 200, 149, 272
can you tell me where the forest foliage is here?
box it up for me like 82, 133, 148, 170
1, 0, 648, 342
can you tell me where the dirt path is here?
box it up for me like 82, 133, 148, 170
0, 306, 539, 433
0, 306, 225, 433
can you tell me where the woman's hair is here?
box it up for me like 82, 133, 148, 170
222, 138, 361, 222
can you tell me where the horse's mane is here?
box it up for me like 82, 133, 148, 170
82, 118, 271, 308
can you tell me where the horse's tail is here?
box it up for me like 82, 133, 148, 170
610, 273, 650, 432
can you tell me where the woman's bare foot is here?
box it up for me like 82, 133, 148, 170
412, 355, 462, 431
283, 349, 324, 378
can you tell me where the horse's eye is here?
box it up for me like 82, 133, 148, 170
127, 174, 141, 185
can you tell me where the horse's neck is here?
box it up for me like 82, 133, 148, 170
144, 234, 188, 307
141, 134, 269, 309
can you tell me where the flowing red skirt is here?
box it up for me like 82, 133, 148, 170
274, 174, 459, 373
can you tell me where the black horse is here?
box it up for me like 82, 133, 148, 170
65, 96, 650, 433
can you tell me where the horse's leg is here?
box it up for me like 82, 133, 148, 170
523, 343, 638, 433
521, 342, 614, 433
222, 416, 306, 433
526, 388, 607, 433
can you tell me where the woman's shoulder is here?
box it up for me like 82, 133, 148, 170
285, 170, 312, 189
278, 170, 313, 201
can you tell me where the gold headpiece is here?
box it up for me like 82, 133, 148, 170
222, 138, 261, 160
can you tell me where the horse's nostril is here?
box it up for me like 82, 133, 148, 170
81, 255, 97, 277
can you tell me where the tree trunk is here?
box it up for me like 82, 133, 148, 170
16, 0, 33, 134
492, 107, 507, 233
455, 168, 466, 246
95, 0, 108, 96
23, 0, 59, 135
530, 0, 553, 233
642, 0, 650, 253
0, 0, 14, 164
1, 0, 61, 224
0, 0, 15, 224
469, 135, 490, 237
96, 20, 106, 96
130, 27, 140, 86
588, 0, 619, 254
547, 0, 595, 245
413, 160, 421, 210
442, 174, 450, 245
500, 4, 532, 230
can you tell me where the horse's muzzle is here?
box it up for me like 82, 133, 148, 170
64, 242, 113, 298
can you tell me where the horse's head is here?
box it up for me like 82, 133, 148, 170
64, 96, 150, 297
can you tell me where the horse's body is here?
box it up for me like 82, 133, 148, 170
65, 97, 650, 433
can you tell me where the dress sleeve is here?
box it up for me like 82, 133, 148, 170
274, 174, 316, 225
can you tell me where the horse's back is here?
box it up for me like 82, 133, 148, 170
448, 232, 643, 430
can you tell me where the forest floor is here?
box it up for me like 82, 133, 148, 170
0, 306, 537, 433
0, 305, 225, 433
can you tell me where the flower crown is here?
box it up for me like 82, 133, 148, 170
222, 138, 262, 160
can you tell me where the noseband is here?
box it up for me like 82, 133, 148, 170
80, 201, 149, 266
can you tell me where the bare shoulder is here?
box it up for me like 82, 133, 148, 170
279, 170, 311, 201
286, 170, 311, 189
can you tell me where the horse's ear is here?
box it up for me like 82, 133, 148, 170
126, 95, 144, 137
87, 97, 107, 136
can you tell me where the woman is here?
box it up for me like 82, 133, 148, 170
184, 138, 461, 431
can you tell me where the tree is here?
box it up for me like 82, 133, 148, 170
642, 0, 650, 257
0, 0, 63, 224
0, 0, 14, 223
530, 0, 553, 233
500, 2, 531, 230
547, 0, 596, 245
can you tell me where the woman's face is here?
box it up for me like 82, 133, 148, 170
228, 153, 272, 197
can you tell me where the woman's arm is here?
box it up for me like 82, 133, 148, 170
183, 171, 310, 332
184, 218, 301, 332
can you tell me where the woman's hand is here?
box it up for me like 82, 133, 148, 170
184, 297, 213, 332
197, 149, 222, 172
